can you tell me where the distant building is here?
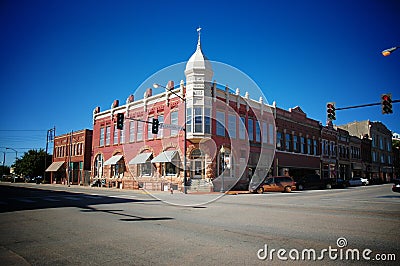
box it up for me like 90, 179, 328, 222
338, 121, 393, 182
46, 129, 93, 185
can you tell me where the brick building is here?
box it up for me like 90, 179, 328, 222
46, 129, 93, 185
91, 30, 275, 192
321, 121, 338, 179
338, 120, 394, 182
273, 106, 321, 178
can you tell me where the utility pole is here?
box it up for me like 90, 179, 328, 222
44, 127, 55, 183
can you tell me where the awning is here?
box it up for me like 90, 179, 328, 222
45, 161, 64, 172
129, 152, 152, 165
103, 155, 123, 166
151, 150, 178, 163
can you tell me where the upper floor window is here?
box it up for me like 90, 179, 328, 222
194, 107, 202, 133
216, 111, 225, 136
204, 108, 211, 134
255, 121, 261, 142
248, 118, 254, 141
113, 125, 118, 144
300, 137, 305, 154
129, 121, 135, 142
171, 111, 178, 136
285, 133, 291, 151
157, 115, 164, 138
269, 124, 274, 145
99, 127, 105, 147
239, 117, 246, 140
137, 119, 143, 141
228, 114, 236, 139
105, 126, 111, 146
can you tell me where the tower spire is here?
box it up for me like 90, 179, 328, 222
197, 27, 202, 48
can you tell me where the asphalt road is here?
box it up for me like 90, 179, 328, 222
0, 182, 399, 265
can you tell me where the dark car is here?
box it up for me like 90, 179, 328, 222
392, 179, 400, 193
251, 176, 296, 193
295, 174, 337, 190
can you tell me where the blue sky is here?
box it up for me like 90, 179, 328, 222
1, 0, 399, 166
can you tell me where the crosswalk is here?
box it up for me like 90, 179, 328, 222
0, 193, 138, 206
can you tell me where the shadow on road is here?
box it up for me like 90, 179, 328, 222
0, 184, 167, 222
80, 206, 174, 222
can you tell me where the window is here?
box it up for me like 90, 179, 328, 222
262, 122, 268, 144
186, 108, 192, 133
248, 118, 254, 141
239, 117, 246, 140
379, 136, 384, 150
99, 127, 105, 147
228, 114, 236, 139
113, 125, 118, 144
285, 133, 292, 151
171, 111, 178, 136
313, 139, 318, 155
255, 121, 261, 142
194, 107, 202, 133
105, 126, 111, 146
166, 162, 177, 176
140, 161, 152, 176
137, 120, 143, 141
277, 132, 283, 150
216, 111, 225, 136
307, 139, 312, 155
269, 124, 274, 145
300, 137, 305, 154
387, 140, 391, 152
120, 126, 125, 144
293, 136, 299, 152
94, 154, 103, 178
129, 121, 135, 142
205, 108, 211, 134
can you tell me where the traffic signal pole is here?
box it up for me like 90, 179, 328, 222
335, 100, 399, 111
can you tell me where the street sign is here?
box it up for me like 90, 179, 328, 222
159, 123, 183, 130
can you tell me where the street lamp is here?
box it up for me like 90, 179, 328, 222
381, 46, 398, 56
220, 145, 225, 193
153, 83, 188, 194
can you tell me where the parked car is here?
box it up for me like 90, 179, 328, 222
392, 179, 400, 193
360, 177, 369, 186
295, 174, 337, 190
251, 176, 296, 193
346, 177, 363, 186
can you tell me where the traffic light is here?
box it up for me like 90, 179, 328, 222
116, 113, 124, 130
381, 94, 393, 114
326, 102, 336, 121
152, 118, 159, 134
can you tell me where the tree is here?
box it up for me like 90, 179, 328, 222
12, 149, 52, 178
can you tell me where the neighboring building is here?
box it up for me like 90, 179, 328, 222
320, 121, 338, 180
91, 31, 275, 192
336, 127, 351, 180
46, 129, 93, 185
349, 135, 362, 178
273, 106, 321, 178
338, 120, 393, 182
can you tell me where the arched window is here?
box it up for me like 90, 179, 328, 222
94, 154, 104, 178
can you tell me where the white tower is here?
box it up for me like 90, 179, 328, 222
184, 28, 214, 137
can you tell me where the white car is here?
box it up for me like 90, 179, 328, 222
360, 177, 369, 186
